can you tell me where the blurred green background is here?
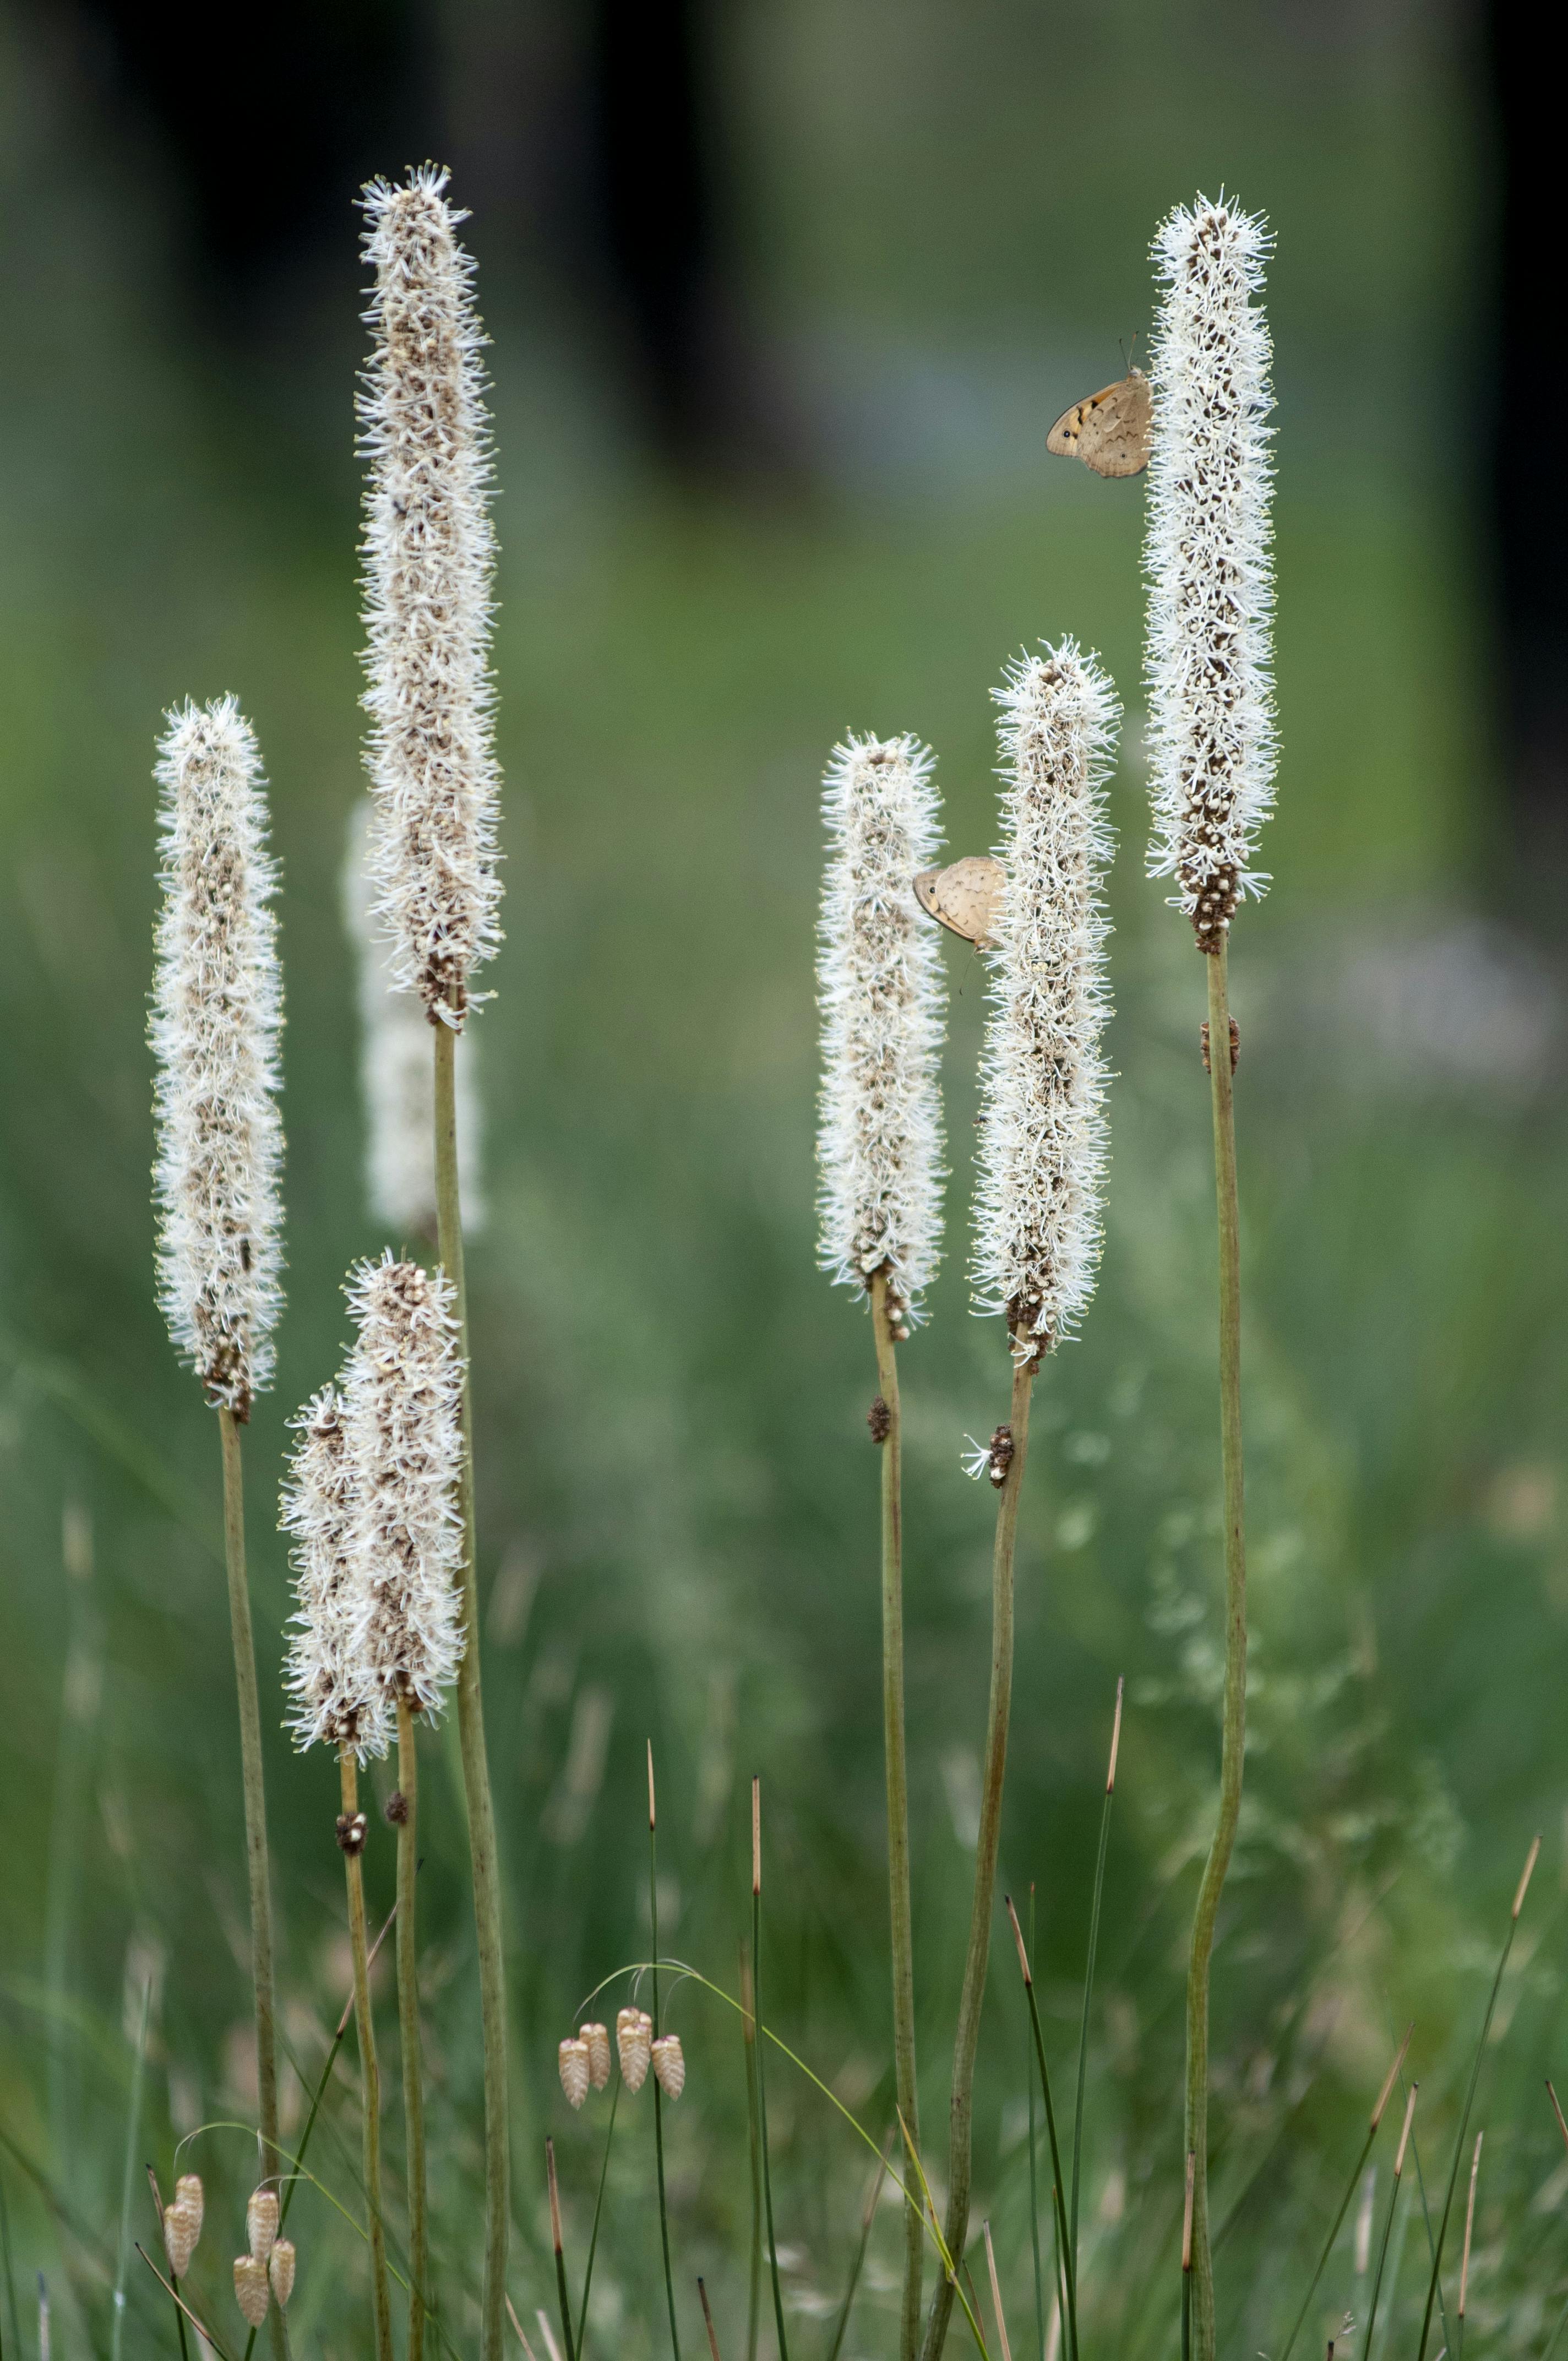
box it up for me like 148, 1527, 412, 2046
4, 2, 1567, 2356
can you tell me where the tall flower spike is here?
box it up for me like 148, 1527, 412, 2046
342, 1253, 466, 1718
281, 1388, 389, 1761
151, 698, 284, 1417
342, 802, 485, 1234
359, 166, 502, 1029
1144, 194, 1276, 946
816, 733, 946, 1330
972, 641, 1118, 1367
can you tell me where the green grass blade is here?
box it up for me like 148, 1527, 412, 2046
1070, 1680, 1121, 2282
576, 2074, 621, 2355
1005, 1901, 1076, 2361
1027, 1891, 1045, 2361
754, 1854, 791, 2361
741, 1942, 762, 2361
649, 1758, 682, 2361
824, 2131, 891, 2361
1277, 2030, 1408, 2361
111, 1978, 153, 2361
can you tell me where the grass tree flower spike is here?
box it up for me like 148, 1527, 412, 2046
1142, 191, 1275, 2361
924, 640, 1117, 2361
149, 697, 285, 2357
359, 164, 509, 2361
816, 728, 946, 2361
280, 1389, 388, 1762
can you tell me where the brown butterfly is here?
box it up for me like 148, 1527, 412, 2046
1047, 366, 1151, 478
913, 856, 1005, 949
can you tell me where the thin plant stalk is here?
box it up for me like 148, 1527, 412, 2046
111, 1979, 152, 2361
145, 2172, 190, 2361
433, 1020, 509, 2361
1362, 2083, 1417, 2360
576, 2073, 620, 2355
649, 1746, 682, 2361
753, 1778, 790, 2361
1181, 2153, 1194, 2361
1005, 1899, 1075, 2361
1276, 2028, 1410, 2361
982, 2224, 1012, 2361
395, 1693, 428, 2361
870, 1266, 923, 2361
1456, 2132, 1482, 2361
218, 1408, 287, 2361
1183, 938, 1246, 2361
1414, 1838, 1538, 2361
741, 1942, 763, 2361
1027, 1890, 1046, 2361
547, 2139, 577, 2361
1, 2166, 21, 2361
341, 1750, 394, 2361
698, 2280, 723, 2361
922, 1360, 1033, 2361
825, 2133, 892, 2361
1070, 1680, 1123, 2279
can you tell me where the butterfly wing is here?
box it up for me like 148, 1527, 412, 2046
1047, 369, 1151, 478
913, 856, 1005, 948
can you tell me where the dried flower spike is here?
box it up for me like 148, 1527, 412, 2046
247, 2187, 280, 2263
581, 2021, 612, 2090
234, 2254, 270, 2328
341, 1253, 466, 1717
1144, 194, 1276, 945
343, 801, 485, 1234
151, 698, 284, 1417
816, 732, 947, 1328
359, 167, 502, 1029
268, 2239, 296, 2309
558, 2037, 591, 2110
651, 2033, 685, 2099
972, 642, 1118, 1365
281, 1387, 390, 1762
617, 2006, 652, 2092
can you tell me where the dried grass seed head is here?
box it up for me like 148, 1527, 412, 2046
281, 1386, 390, 1762
617, 2005, 652, 2091
581, 2021, 612, 2089
233, 2254, 270, 2328
268, 2240, 296, 2309
246, 2189, 279, 2263
151, 697, 284, 1417
972, 642, 1118, 1366
816, 732, 947, 1328
651, 2033, 685, 2099
162, 2181, 203, 2280
342, 1252, 466, 1718
559, 2037, 590, 2109
358, 166, 502, 1029
1144, 194, 1276, 945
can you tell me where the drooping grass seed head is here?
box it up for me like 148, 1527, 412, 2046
359, 168, 502, 1029
816, 732, 947, 1332
1144, 194, 1276, 948
281, 1387, 390, 1762
246, 2188, 279, 2264
651, 2033, 685, 2099
559, 2037, 591, 2109
233, 2253, 270, 2327
151, 698, 283, 1418
268, 2240, 296, 2309
162, 2178, 203, 2279
581, 2021, 612, 2090
972, 642, 1118, 1368
617, 2006, 652, 2092
341, 1254, 466, 1719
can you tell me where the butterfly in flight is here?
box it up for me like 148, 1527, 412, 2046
1047, 366, 1150, 478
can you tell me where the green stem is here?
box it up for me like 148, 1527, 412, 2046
111, 1981, 151, 2361
650, 1781, 682, 2361
825, 2136, 891, 2361
396, 1694, 428, 2361
920, 1356, 1033, 2361
1184, 938, 1247, 2361
1008, 1902, 1076, 2361
218, 1408, 287, 2361
1026, 1892, 1044, 2361
741, 1942, 763, 2361
576, 2074, 620, 2355
433, 1020, 509, 2361
1070, 1685, 1121, 2284
547, 2140, 578, 2361
753, 1785, 790, 2361
870, 1269, 923, 2361
341, 1752, 394, 2361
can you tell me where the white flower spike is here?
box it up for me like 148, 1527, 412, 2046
1144, 194, 1276, 945
816, 732, 946, 1330
151, 698, 283, 1418
281, 1387, 390, 1762
972, 642, 1118, 1367
359, 166, 502, 1029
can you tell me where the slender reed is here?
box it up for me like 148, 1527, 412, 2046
1277, 2028, 1410, 2361
825, 2134, 892, 2361
1414, 1838, 1538, 2361
395, 1696, 428, 2361
1362, 2082, 1416, 2360
648, 1745, 682, 2361
1455, 2131, 1482, 2360
1143, 192, 1277, 2361
150, 698, 285, 2360
741, 1942, 763, 2361
111, 1980, 152, 2361
340, 1755, 394, 2361
576, 2073, 620, 2355
752, 1778, 791, 2361
816, 730, 945, 2361
360, 161, 509, 2361
1070, 1679, 1123, 2278
546, 2140, 577, 2361
698, 2280, 723, 2361
925, 641, 1118, 2361
1180, 2153, 1194, 2361
983, 2223, 1012, 2361
1026, 1889, 1045, 2361
1005, 1900, 1076, 2361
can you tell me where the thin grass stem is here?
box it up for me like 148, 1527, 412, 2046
922, 1359, 1033, 2361
1455, 2131, 1482, 2361
576, 2074, 620, 2357
546, 2138, 577, 2361
649, 1747, 682, 2361
144, 2168, 188, 2361
1026, 1890, 1045, 2361
870, 1267, 923, 2361
1363, 2083, 1416, 2360
1070, 1679, 1123, 2283
1414, 1838, 1539, 2361
699, 2280, 723, 2361
741, 1943, 763, 2361
1276, 2028, 1411, 2361
0, 2165, 21, 2361
394, 1694, 428, 2361
825, 2131, 892, 2361
217, 1408, 286, 2361
135, 2247, 233, 2361
983, 2224, 1012, 2361
434, 1019, 509, 2361
1181, 2152, 1194, 2361
111, 1979, 153, 2361
341, 1751, 394, 2361
1004, 1900, 1075, 2361
753, 1780, 790, 2361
